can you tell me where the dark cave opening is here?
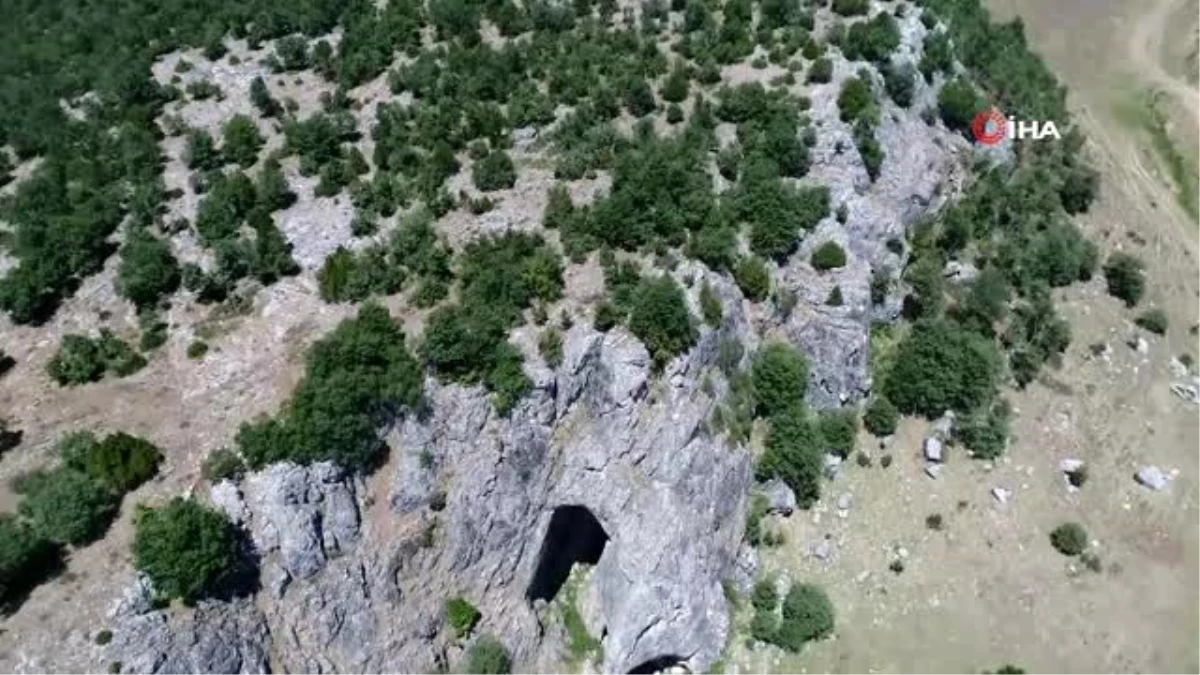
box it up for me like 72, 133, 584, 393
526, 505, 608, 602
628, 655, 685, 674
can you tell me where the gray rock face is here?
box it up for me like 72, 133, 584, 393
109, 302, 751, 674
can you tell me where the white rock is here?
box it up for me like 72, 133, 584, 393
923, 437, 943, 462
812, 539, 833, 561
837, 493, 853, 511
925, 465, 942, 479
1169, 357, 1189, 378
1136, 466, 1169, 491
1059, 459, 1084, 473
991, 487, 1011, 504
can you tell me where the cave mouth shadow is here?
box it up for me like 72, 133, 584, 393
629, 655, 685, 674
526, 505, 608, 603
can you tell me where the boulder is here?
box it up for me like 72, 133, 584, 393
925, 465, 942, 479
923, 437, 944, 463
1136, 466, 1169, 491
759, 479, 797, 516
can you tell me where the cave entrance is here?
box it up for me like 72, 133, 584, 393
526, 505, 608, 602
629, 655, 686, 674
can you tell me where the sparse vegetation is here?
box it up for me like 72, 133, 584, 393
444, 597, 482, 638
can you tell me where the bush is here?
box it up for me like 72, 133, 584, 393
187, 341, 210, 359
863, 396, 899, 437
937, 78, 983, 133
825, 286, 844, 306
818, 409, 857, 458
1103, 253, 1145, 307
221, 115, 264, 167
1049, 522, 1088, 556
1135, 308, 1168, 335
952, 399, 1011, 460
774, 583, 835, 651
811, 241, 847, 271
734, 256, 771, 301
751, 343, 809, 418
201, 448, 246, 483
16, 468, 118, 546
47, 335, 106, 385
628, 275, 697, 370
66, 432, 163, 493
539, 328, 563, 367
751, 577, 779, 612
757, 406, 823, 506
884, 319, 1000, 417
0, 515, 61, 608
837, 77, 877, 124
842, 13, 900, 64
133, 498, 239, 602
445, 597, 482, 638
464, 636, 511, 674
699, 281, 722, 327
117, 232, 181, 309
473, 151, 517, 192
832, 0, 868, 16
806, 57, 833, 83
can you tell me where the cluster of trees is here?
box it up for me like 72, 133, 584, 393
420, 234, 563, 413
1, 431, 163, 609
317, 208, 452, 305
47, 331, 147, 386
237, 303, 423, 470
750, 578, 836, 652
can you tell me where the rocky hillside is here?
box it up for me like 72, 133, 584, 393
0, 0, 1133, 672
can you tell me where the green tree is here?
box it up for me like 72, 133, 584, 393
47, 335, 106, 386
818, 408, 857, 458
185, 130, 221, 171
937, 78, 984, 133
133, 497, 239, 603
16, 468, 118, 546
884, 319, 1000, 417
774, 583, 835, 651
117, 231, 181, 309
67, 432, 163, 493
474, 151, 517, 191
751, 342, 808, 418
837, 77, 877, 124
734, 256, 771, 301
757, 406, 823, 506
221, 115, 264, 167
0, 515, 60, 608
628, 276, 697, 370
863, 396, 898, 437
624, 77, 657, 117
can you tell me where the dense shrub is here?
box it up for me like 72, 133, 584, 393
818, 409, 858, 458
445, 597, 482, 638
863, 396, 899, 436
937, 78, 984, 133
774, 583, 835, 651
751, 577, 779, 612
628, 276, 697, 370
952, 399, 1011, 459
831, 0, 868, 16
699, 281, 722, 327
473, 151, 517, 192
842, 13, 900, 64
757, 406, 823, 506
133, 498, 239, 602
117, 232, 181, 309
0, 515, 61, 609
837, 77, 877, 124
1049, 522, 1088, 556
1135, 308, 1168, 335
884, 319, 1000, 417
47, 332, 147, 386
751, 342, 808, 418
464, 636, 512, 674
201, 448, 246, 483
811, 241, 847, 271
16, 468, 118, 546
806, 57, 833, 83
64, 432, 163, 493
733, 256, 772, 301
221, 115, 264, 167
1103, 253, 1145, 307
238, 303, 423, 470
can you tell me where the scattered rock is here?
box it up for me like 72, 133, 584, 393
1169, 357, 1189, 378
925, 465, 942, 479
1129, 335, 1149, 354
1135, 466, 1169, 491
930, 411, 955, 439
837, 493, 853, 511
824, 453, 843, 479
923, 437, 944, 462
991, 487, 1011, 504
759, 479, 797, 516
1170, 381, 1199, 404
811, 539, 833, 562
